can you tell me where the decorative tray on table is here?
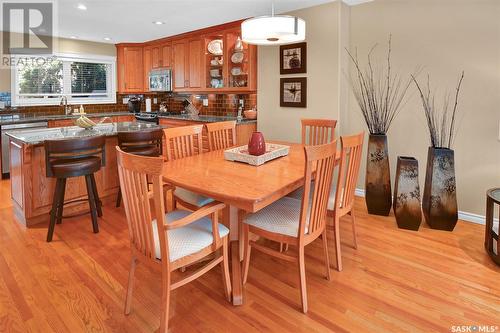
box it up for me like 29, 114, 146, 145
224, 143, 290, 166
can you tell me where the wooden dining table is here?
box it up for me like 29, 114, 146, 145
161, 141, 338, 305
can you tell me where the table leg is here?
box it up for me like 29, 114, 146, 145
225, 205, 243, 306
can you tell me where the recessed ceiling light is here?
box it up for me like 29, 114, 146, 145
152, 21, 165, 25
70, 36, 78, 39
103, 37, 111, 41
77, 3, 87, 10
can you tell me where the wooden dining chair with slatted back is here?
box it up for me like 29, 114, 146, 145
205, 120, 237, 151
287, 118, 337, 201
327, 132, 364, 272
163, 125, 214, 211
241, 141, 337, 313
116, 147, 231, 333
301, 118, 337, 146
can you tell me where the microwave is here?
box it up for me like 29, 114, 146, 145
149, 69, 172, 92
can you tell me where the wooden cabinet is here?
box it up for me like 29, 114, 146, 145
117, 45, 144, 93
172, 38, 203, 91
161, 43, 172, 67
143, 47, 152, 91
172, 40, 187, 90
116, 21, 256, 93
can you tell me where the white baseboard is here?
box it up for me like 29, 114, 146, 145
354, 188, 497, 226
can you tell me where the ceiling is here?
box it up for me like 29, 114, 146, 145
48, 0, 359, 44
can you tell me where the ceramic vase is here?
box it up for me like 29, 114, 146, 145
248, 132, 266, 156
393, 156, 422, 230
422, 147, 458, 231
365, 134, 392, 216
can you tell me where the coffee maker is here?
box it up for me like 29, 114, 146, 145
128, 96, 141, 113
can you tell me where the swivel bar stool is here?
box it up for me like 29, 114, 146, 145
115, 129, 163, 207
45, 135, 106, 242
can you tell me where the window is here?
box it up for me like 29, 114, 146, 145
12, 53, 116, 106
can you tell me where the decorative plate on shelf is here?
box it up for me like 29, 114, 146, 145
207, 39, 223, 55
231, 67, 242, 75
231, 52, 244, 64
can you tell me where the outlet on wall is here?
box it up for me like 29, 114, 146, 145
203, 98, 209, 106
153, 98, 157, 104
122, 97, 129, 104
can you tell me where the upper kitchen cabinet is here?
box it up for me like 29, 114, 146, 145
172, 38, 203, 91
116, 21, 256, 94
117, 45, 144, 93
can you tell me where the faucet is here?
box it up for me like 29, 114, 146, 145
60, 96, 71, 115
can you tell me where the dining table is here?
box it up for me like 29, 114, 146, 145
161, 141, 339, 305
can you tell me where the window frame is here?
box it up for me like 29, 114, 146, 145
11, 52, 117, 107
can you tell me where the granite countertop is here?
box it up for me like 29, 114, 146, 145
158, 113, 257, 124
0, 111, 133, 126
6, 122, 162, 145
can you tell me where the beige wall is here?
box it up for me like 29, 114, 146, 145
345, 0, 500, 216
0, 34, 116, 92
257, 0, 500, 217
257, 2, 341, 143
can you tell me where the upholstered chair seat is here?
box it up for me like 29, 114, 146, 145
173, 188, 215, 209
152, 210, 229, 262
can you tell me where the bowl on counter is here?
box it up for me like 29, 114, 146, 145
244, 110, 257, 120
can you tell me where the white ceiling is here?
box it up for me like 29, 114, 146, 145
52, 0, 344, 44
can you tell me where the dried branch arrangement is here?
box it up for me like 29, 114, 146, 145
411, 71, 464, 149
346, 36, 414, 135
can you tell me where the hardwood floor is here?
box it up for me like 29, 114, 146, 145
0, 178, 498, 332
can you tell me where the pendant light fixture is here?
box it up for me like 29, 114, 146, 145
241, 3, 306, 45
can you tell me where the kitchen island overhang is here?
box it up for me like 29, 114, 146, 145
6, 122, 162, 227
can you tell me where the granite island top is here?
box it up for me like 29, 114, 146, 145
158, 113, 257, 124
6, 122, 162, 145
0, 111, 133, 126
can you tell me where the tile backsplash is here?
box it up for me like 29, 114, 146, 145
0, 92, 257, 117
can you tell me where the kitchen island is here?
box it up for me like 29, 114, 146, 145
6, 122, 161, 226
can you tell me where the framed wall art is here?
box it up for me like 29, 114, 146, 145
280, 42, 307, 74
280, 77, 307, 108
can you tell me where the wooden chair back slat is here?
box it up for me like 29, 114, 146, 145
301, 119, 337, 146
334, 132, 365, 212
117, 147, 168, 264
299, 141, 337, 237
163, 125, 204, 161
206, 121, 237, 151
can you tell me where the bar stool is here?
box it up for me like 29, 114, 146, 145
45, 135, 106, 242
116, 129, 163, 207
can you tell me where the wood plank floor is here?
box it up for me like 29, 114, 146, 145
0, 178, 499, 332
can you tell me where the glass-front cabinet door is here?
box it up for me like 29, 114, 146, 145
204, 34, 225, 89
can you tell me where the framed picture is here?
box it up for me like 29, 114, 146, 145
280, 42, 307, 74
280, 77, 307, 108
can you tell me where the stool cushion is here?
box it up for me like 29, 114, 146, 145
122, 146, 160, 157
174, 187, 214, 208
152, 210, 229, 262
50, 156, 101, 178
245, 196, 311, 237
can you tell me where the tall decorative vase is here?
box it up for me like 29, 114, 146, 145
393, 156, 422, 230
365, 134, 392, 216
422, 147, 458, 231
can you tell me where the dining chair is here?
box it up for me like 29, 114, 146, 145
327, 132, 364, 271
287, 118, 337, 202
205, 120, 237, 151
301, 118, 337, 146
116, 147, 231, 333
163, 125, 214, 210
241, 141, 337, 313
